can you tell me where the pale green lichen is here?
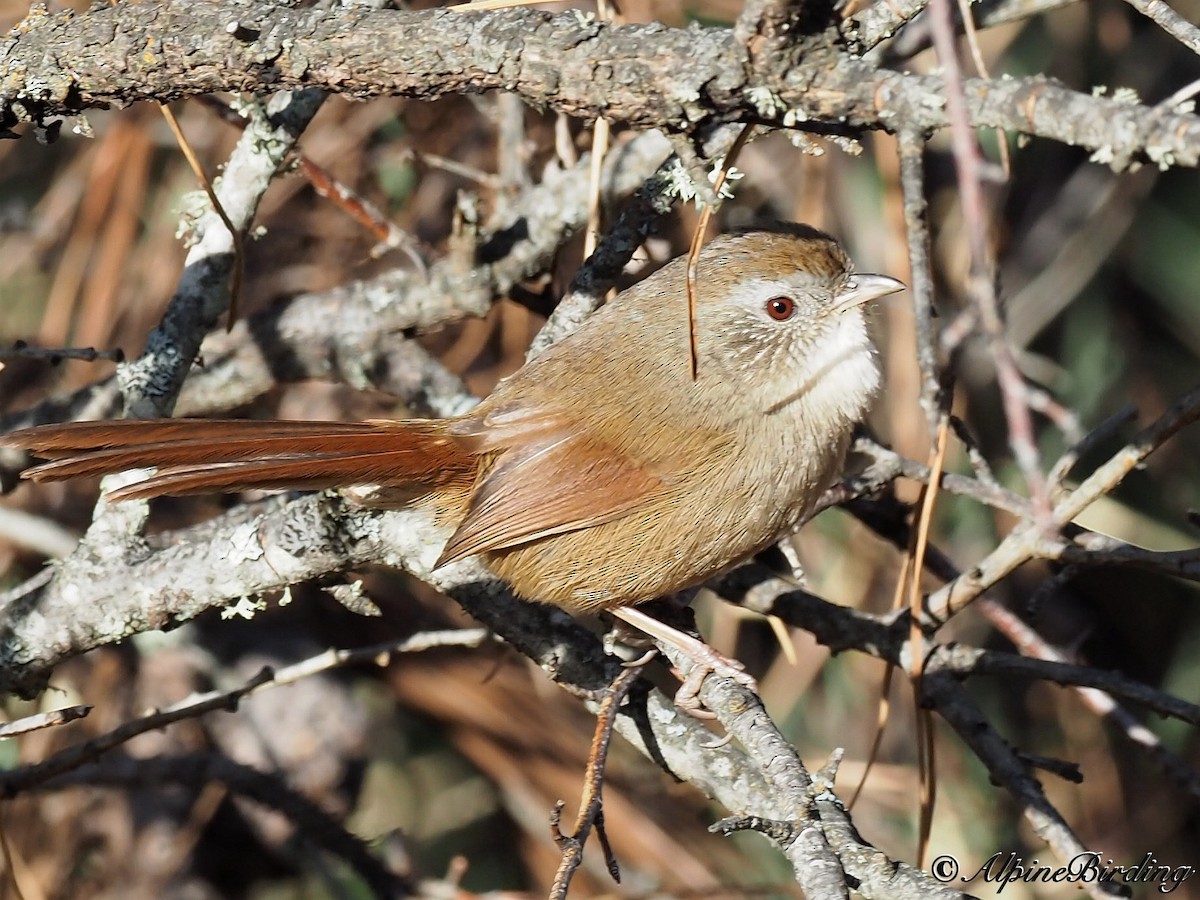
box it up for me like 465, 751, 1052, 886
1146, 144, 1177, 171
782, 107, 808, 127
222, 595, 268, 620
1090, 84, 1140, 105
1111, 86, 1141, 106
788, 132, 825, 155
747, 86, 786, 119
659, 160, 700, 205
175, 190, 211, 246
711, 162, 745, 198
660, 158, 741, 208
827, 135, 863, 157
228, 95, 257, 119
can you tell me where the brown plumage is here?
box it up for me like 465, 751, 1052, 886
3, 226, 903, 613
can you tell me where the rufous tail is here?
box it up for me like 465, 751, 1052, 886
1, 419, 474, 502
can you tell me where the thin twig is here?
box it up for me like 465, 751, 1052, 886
829, 435, 1032, 517
1121, 0, 1200, 54
976, 600, 1200, 800
159, 103, 245, 327
948, 416, 1000, 489
397, 147, 502, 188
909, 417, 948, 864
927, 0, 1052, 523
528, 136, 676, 357
0, 504, 80, 559
1047, 404, 1136, 488
926, 385, 1200, 621
924, 675, 1128, 900
548, 660, 648, 898
1, 341, 125, 365
0, 667, 273, 796
581, 0, 616, 260
0, 705, 91, 740
685, 123, 755, 379
296, 156, 427, 272
953, 0, 1011, 176
1023, 384, 1083, 444
847, 561, 905, 810
897, 130, 942, 439
0, 629, 492, 796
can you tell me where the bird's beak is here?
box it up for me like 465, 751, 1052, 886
832, 274, 906, 314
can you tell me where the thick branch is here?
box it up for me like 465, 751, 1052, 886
2, 2, 1198, 170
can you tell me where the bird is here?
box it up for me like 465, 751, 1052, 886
2, 223, 903, 704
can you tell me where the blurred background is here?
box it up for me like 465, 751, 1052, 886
1, 0, 1199, 896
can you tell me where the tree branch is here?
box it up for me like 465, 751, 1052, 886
2, 2, 1198, 171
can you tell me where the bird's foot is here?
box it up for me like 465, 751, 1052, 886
610, 605, 758, 718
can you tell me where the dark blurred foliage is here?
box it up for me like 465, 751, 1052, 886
0, 0, 1198, 897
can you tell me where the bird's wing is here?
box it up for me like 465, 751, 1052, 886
434, 421, 672, 567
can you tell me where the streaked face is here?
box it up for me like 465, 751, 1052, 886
692, 230, 901, 417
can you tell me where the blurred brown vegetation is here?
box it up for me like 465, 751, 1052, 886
1, 0, 1199, 897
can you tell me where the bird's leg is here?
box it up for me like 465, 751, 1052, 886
609, 605, 758, 715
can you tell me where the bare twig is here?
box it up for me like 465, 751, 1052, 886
824, 435, 1032, 517
928, 0, 1051, 525
0, 705, 91, 740
909, 417, 949, 864
159, 102, 245, 326
1121, 0, 1200, 54
897, 130, 943, 440
548, 660, 648, 897
0, 629, 492, 796
924, 674, 1127, 900
926, 385, 1200, 621
685, 124, 755, 378
980, 599, 1200, 799
948, 416, 1000, 489
0, 341, 124, 365
120, 89, 326, 420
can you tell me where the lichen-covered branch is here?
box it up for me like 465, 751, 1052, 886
2, 1, 1198, 171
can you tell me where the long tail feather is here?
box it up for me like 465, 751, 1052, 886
2, 418, 474, 500
5, 419, 381, 456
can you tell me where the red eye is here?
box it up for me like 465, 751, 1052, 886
766, 296, 795, 321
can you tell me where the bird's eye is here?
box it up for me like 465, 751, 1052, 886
765, 296, 796, 321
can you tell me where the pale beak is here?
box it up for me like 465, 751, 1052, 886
832, 273, 906, 314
